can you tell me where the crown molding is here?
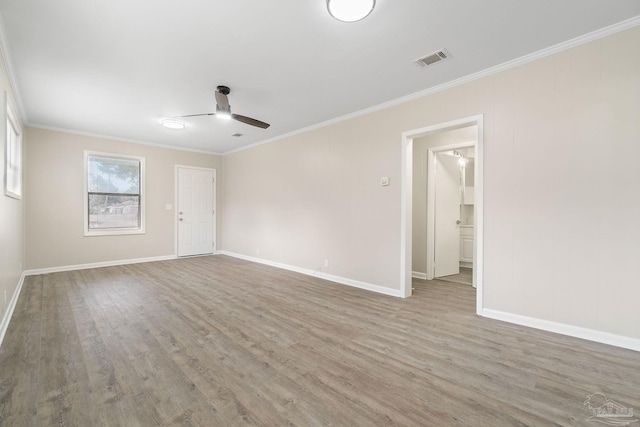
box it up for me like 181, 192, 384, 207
27, 123, 224, 156
225, 15, 640, 156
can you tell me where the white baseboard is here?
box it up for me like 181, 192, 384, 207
412, 271, 427, 280
219, 251, 402, 298
0, 272, 26, 349
23, 255, 177, 276
482, 309, 640, 352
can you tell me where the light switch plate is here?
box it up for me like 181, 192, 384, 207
380, 177, 390, 186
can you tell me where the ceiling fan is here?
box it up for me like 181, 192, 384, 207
178, 85, 270, 129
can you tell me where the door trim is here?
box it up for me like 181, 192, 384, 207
400, 114, 484, 316
174, 165, 217, 257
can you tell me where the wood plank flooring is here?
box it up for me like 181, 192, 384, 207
436, 267, 473, 286
1, 255, 639, 426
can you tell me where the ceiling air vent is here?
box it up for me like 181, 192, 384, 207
414, 49, 450, 68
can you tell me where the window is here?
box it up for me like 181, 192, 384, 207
84, 151, 145, 236
5, 96, 22, 199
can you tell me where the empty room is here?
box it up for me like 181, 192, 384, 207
1, 1, 640, 425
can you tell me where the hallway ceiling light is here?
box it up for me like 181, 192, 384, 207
327, 0, 376, 22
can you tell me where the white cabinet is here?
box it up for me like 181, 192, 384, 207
459, 226, 474, 264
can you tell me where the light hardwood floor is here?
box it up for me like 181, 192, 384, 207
1, 255, 639, 426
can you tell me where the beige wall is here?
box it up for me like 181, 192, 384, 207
221, 26, 640, 340
0, 52, 24, 325
222, 119, 400, 287
25, 128, 222, 269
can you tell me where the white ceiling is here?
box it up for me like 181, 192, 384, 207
1, 1, 639, 154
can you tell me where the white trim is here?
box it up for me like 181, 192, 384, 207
4, 90, 23, 199
0, 272, 26, 349
219, 251, 402, 298
400, 115, 484, 314
84, 151, 146, 236
412, 271, 427, 280
425, 149, 436, 280
212, 170, 216, 255
400, 133, 413, 298
482, 309, 640, 353
23, 255, 176, 276
224, 16, 640, 156
474, 118, 484, 311
28, 123, 225, 156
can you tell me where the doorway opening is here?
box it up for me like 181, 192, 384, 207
400, 115, 483, 315
426, 145, 475, 284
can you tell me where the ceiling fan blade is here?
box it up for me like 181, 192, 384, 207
215, 91, 230, 111
176, 112, 215, 118
232, 114, 270, 129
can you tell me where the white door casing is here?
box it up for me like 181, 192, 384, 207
434, 153, 461, 278
177, 167, 215, 257
401, 114, 483, 314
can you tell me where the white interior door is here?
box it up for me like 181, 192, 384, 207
434, 153, 460, 278
177, 167, 214, 257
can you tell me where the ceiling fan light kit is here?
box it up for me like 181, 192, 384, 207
161, 118, 185, 129
327, 0, 376, 22
215, 105, 232, 120
178, 85, 270, 129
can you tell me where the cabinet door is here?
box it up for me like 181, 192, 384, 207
460, 235, 474, 263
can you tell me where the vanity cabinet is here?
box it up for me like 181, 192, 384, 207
459, 226, 474, 264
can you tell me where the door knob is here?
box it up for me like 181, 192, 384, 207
456, 220, 462, 225
179, 218, 183, 221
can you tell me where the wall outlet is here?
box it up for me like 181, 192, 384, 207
324, 259, 329, 268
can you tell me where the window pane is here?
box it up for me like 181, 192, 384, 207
88, 156, 140, 194
88, 194, 140, 229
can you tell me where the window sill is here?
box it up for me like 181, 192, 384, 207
84, 228, 146, 237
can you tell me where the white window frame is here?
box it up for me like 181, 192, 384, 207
84, 150, 146, 236
4, 92, 22, 200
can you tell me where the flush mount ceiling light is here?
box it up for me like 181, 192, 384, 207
327, 0, 375, 22
161, 118, 185, 129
